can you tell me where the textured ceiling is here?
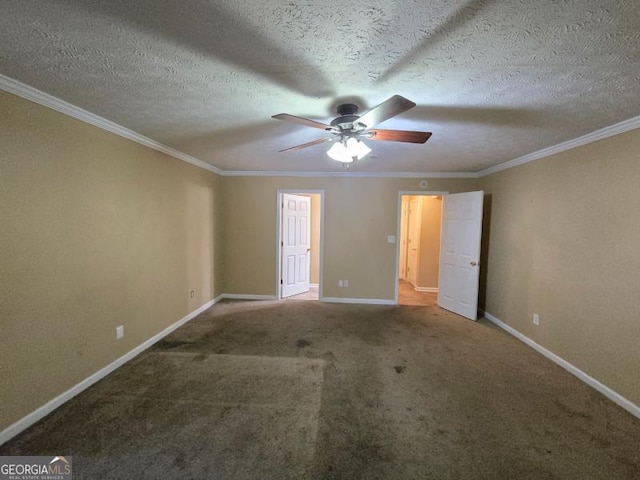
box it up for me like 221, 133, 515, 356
1, 0, 639, 173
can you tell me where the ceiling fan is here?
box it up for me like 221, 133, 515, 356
272, 95, 432, 164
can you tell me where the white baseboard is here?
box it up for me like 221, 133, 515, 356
415, 286, 438, 293
220, 294, 277, 301
321, 297, 396, 305
3, 292, 397, 444
309, 283, 320, 288
220, 292, 393, 306
0, 296, 222, 446
483, 312, 640, 420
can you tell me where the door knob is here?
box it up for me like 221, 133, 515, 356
470, 261, 478, 266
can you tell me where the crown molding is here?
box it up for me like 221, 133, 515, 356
0, 75, 471, 179
477, 114, 640, 177
0, 74, 224, 175
221, 170, 478, 178
3, 74, 638, 180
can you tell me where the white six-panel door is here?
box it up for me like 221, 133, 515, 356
437, 191, 484, 320
281, 194, 311, 298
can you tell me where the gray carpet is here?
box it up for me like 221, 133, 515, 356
2, 299, 639, 479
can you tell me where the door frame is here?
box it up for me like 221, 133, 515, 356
395, 191, 448, 304
276, 189, 325, 300
406, 196, 423, 288
399, 199, 409, 280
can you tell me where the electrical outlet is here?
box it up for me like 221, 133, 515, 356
190, 290, 195, 298
116, 325, 124, 339
533, 313, 540, 326
343, 280, 349, 287
338, 280, 344, 287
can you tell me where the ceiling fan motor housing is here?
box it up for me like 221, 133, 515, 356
336, 103, 358, 116
331, 103, 363, 132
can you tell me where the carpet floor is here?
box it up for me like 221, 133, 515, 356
2, 300, 639, 479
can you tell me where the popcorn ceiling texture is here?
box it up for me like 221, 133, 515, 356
1, 0, 639, 173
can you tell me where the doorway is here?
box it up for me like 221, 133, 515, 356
276, 190, 324, 300
397, 193, 444, 306
397, 190, 485, 320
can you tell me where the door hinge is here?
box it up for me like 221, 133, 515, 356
280, 279, 283, 285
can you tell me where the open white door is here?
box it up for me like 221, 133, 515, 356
281, 194, 311, 298
438, 191, 484, 320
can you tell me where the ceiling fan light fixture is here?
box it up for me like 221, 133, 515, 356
326, 141, 354, 163
327, 137, 371, 163
346, 137, 371, 159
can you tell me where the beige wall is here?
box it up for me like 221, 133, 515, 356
480, 128, 640, 405
0, 90, 223, 431
221, 177, 477, 300
4, 81, 638, 435
417, 196, 442, 289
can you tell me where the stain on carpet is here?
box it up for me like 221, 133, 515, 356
27, 352, 326, 479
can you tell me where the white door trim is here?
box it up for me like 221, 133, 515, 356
395, 191, 449, 304
406, 197, 423, 287
399, 199, 409, 280
276, 189, 325, 300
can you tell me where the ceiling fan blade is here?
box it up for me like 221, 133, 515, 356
357, 95, 417, 128
272, 113, 332, 130
368, 129, 432, 144
279, 137, 334, 152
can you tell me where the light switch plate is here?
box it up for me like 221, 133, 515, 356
387, 235, 396, 243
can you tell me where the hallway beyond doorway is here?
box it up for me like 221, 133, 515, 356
398, 280, 437, 306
